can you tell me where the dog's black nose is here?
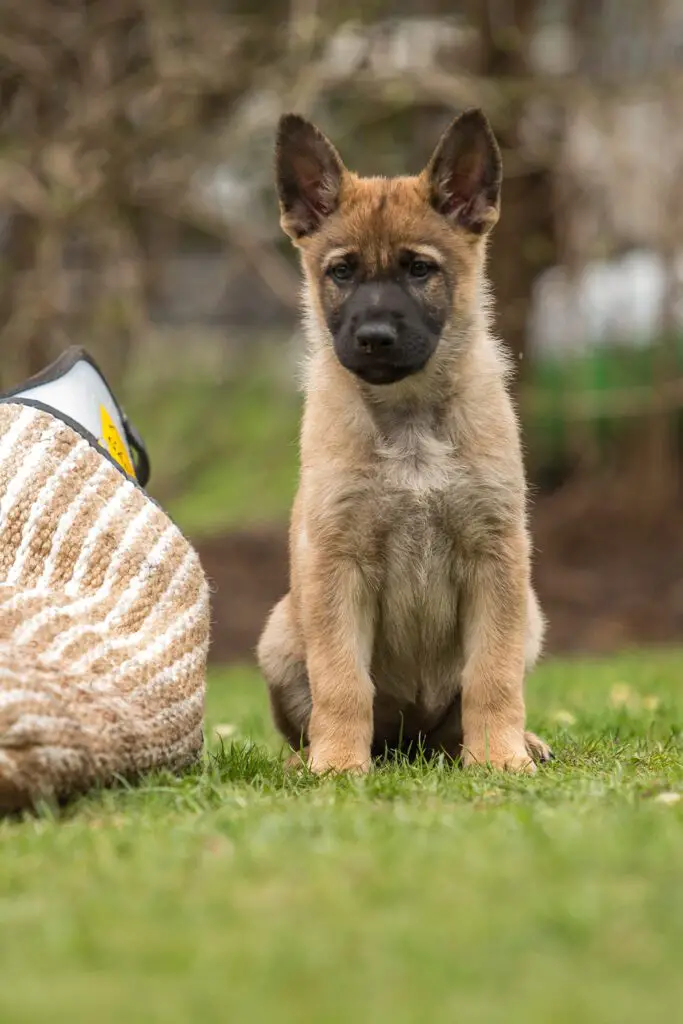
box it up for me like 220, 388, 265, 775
355, 321, 398, 354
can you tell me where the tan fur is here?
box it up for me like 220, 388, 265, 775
258, 111, 549, 774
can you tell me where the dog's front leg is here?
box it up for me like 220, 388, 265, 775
301, 551, 375, 775
460, 537, 535, 773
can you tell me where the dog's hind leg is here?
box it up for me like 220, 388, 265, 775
257, 593, 312, 761
525, 585, 545, 672
523, 585, 553, 762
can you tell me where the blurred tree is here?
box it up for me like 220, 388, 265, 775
0, 0, 294, 388
0, 0, 680, 505
468, 0, 557, 384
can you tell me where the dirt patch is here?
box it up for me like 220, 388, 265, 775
532, 487, 683, 655
196, 490, 683, 665
196, 528, 289, 666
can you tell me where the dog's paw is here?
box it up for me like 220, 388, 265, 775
500, 751, 537, 774
462, 739, 537, 774
284, 747, 309, 772
524, 730, 554, 764
307, 747, 371, 775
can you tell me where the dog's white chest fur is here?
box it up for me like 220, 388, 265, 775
376, 421, 454, 493
372, 420, 462, 716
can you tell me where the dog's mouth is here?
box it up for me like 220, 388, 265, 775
350, 362, 421, 386
333, 333, 438, 387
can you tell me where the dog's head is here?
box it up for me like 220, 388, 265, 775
275, 109, 501, 387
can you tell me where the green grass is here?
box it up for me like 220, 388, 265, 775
1, 650, 683, 1023
123, 346, 301, 538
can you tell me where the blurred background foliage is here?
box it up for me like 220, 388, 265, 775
1, 0, 682, 657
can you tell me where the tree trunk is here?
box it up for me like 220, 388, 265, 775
471, 1, 557, 395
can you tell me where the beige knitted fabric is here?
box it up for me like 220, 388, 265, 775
0, 402, 210, 811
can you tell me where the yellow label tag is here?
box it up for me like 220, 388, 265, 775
99, 405, 135, 478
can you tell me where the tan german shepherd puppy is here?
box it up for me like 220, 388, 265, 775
257, 108, 551, 774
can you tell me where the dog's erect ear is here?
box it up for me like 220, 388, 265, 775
275, 114, 345, 240
425, 108, 502, 235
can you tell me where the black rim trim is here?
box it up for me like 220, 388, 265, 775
0, 346, 151, 487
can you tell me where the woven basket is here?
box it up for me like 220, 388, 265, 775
0, 402, 210, 811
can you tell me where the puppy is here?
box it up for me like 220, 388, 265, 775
257, 108, 550, 774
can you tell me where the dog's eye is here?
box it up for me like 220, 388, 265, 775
328, 261, 354, 283
408, 259, 436, 280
